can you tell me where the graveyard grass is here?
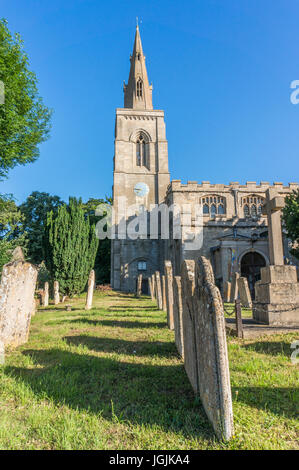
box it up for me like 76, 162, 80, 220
0, 291, 298, 450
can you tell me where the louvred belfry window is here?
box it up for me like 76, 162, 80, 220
137, 79, 143, 98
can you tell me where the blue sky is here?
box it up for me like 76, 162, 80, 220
1, 0, 299, 204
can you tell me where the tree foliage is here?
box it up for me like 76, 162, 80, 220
82, 197, 111, 284
0, 19, 52, 179
0, 193, 27, 271
44, 197, 98, 296
19, 191, 63, 264
282, 189, 299, 259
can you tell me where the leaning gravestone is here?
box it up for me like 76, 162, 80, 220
155, 271, 163, 310
165, 260, 174, 330
85, 269, 95, 310
237, 277, 252, 308
230, 272, 239, 303
173, 275, 184, 358
181, 260, 197, 392
0, 247, 38, 347
193, 256, 234, 441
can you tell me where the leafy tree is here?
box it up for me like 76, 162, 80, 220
282, 189, 299, 259
82, 197, 112, 284
44, 197, 98, 296
0, 19, 52, 180
0, 194, 27, 271
19, 191, 63, 264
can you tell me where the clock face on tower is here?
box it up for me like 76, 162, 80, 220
134, 182, 149, 197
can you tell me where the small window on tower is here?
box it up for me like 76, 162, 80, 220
137, 79, 143, 98
138, 261, 147, 271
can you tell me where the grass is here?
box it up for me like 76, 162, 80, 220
0, 290, 298, 450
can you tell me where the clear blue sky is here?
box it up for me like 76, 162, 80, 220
1, 0, 299, 204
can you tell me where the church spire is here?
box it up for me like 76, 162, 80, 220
124, 25, 153, 110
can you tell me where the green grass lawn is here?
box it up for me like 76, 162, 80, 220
0, 290, 298, 450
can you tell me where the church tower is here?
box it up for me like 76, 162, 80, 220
111, 25, 170, 292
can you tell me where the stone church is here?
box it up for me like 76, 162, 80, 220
111, 26, 298, 297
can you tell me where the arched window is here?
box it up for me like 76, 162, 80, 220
136, 134, 147, 167
201, 195, 226, 217
137, 79, 143, 98
242, 195, 265, 218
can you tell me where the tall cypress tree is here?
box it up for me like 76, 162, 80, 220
44, 197, 98, 296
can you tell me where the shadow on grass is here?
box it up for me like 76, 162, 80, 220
5, 348, 215, 441
231, 386, 298, 419
63, 335, 178, 358
59, 318, 166, 329
243, 340, 295, 357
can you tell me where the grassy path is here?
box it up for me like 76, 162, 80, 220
0, 291, 298, 450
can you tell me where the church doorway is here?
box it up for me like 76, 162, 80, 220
240, 251, 266, 300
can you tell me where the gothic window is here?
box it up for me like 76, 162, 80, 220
136, 134, 147, 166
242, 195, 265, 218
137, 79, 143, 98
201, 195, 226, 217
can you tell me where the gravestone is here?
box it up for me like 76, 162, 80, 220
54, 281, 60, 305
148, 277, 154, 301
151, 274, 156, 299
253, 188, 299, 326
136, 273, 143, 297
164, 260, 174, 330
223, 281, 231, 303
173, 275, 184, 358
162, 275, 167, 311
181, 259, 197, 391
85, 269, 95, 310
193, 256, 234, 441
237, 277, 252, 308
0, 247, 38, 347
155, 271, 163, 310
230, 272, 239, 303
43, 282, 49, 307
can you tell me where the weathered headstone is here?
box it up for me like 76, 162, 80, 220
85, 269, 95, 310
253, 188, 299, 326
54, 281, 60, 305
148, 277, 154, 301
230, 272, 239, 303
136, 273, 143, 297
43, 282, 49, 307
0, 247, 38, 347
181, 259, 196, 391
193, 256, 234, 441
162, 275, 167, 311
165, 260, 174, 330
223, 281, 231, 303
155, 271, 163, 310
237, 277, 252, 308
173, 275, 184, 358
151, 274, 156, 299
